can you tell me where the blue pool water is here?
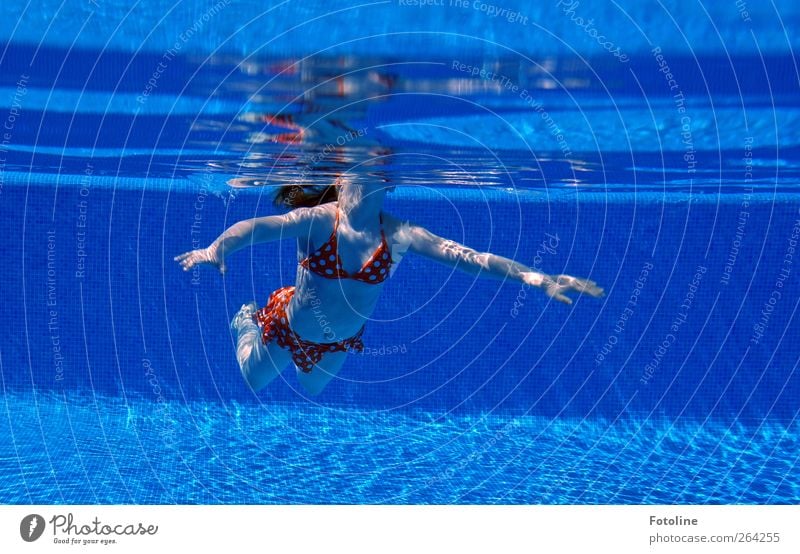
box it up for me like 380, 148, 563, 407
1, 0, 800, 504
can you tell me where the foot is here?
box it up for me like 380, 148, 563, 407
230, 302, 258, 334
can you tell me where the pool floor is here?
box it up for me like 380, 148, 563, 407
1, 389, 796, 504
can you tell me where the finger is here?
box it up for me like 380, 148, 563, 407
556, 293, 573, 305
547, 289, 572, 304
174, 252, 190, 262
591, 286, 605, 297
572, 278, 595, 291
578, 282, 602, 295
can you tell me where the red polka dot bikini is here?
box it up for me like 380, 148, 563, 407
252, 206, 393, 373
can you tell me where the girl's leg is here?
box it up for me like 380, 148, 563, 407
232, 303, 291, 391
295, 350, 348, 396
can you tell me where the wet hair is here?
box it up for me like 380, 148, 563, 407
273, 185, 338, 209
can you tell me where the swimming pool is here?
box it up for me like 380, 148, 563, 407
1, 0, 799, 504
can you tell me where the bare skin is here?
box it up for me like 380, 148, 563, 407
174, 182, 604, 395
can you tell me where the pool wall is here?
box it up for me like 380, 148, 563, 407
2, 0, 798, 58
4, 183, 799, 422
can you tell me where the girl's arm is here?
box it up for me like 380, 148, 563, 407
404, 223, 604, 304
174, 207, 317, 274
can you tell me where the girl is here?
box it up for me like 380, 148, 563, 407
175, 181, 604, 395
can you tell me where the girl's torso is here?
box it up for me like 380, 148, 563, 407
286, 202, 403, 343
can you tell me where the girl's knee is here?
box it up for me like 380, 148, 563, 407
240, 345, 283, 392
300, 382, 326, 396
239, 356, 261, 391
236, 343, 253, 371
241, 361, 279, 392
297, 371, 329, 396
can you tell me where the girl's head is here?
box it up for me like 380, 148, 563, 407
273, 184, 338, 209
273, 178, 394, 209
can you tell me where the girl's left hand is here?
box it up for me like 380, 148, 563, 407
541, 274, 604, 305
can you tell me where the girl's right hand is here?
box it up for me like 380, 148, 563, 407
174, 245, 227, 274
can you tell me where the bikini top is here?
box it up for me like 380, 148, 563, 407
299, 207, 393, 284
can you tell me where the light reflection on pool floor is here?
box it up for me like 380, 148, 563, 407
1, 390, 796, 504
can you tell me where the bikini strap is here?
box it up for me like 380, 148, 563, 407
379, 211, 388, 242
331, 204, 341, 241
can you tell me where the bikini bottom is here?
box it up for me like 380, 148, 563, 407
252, 286, 365, 373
